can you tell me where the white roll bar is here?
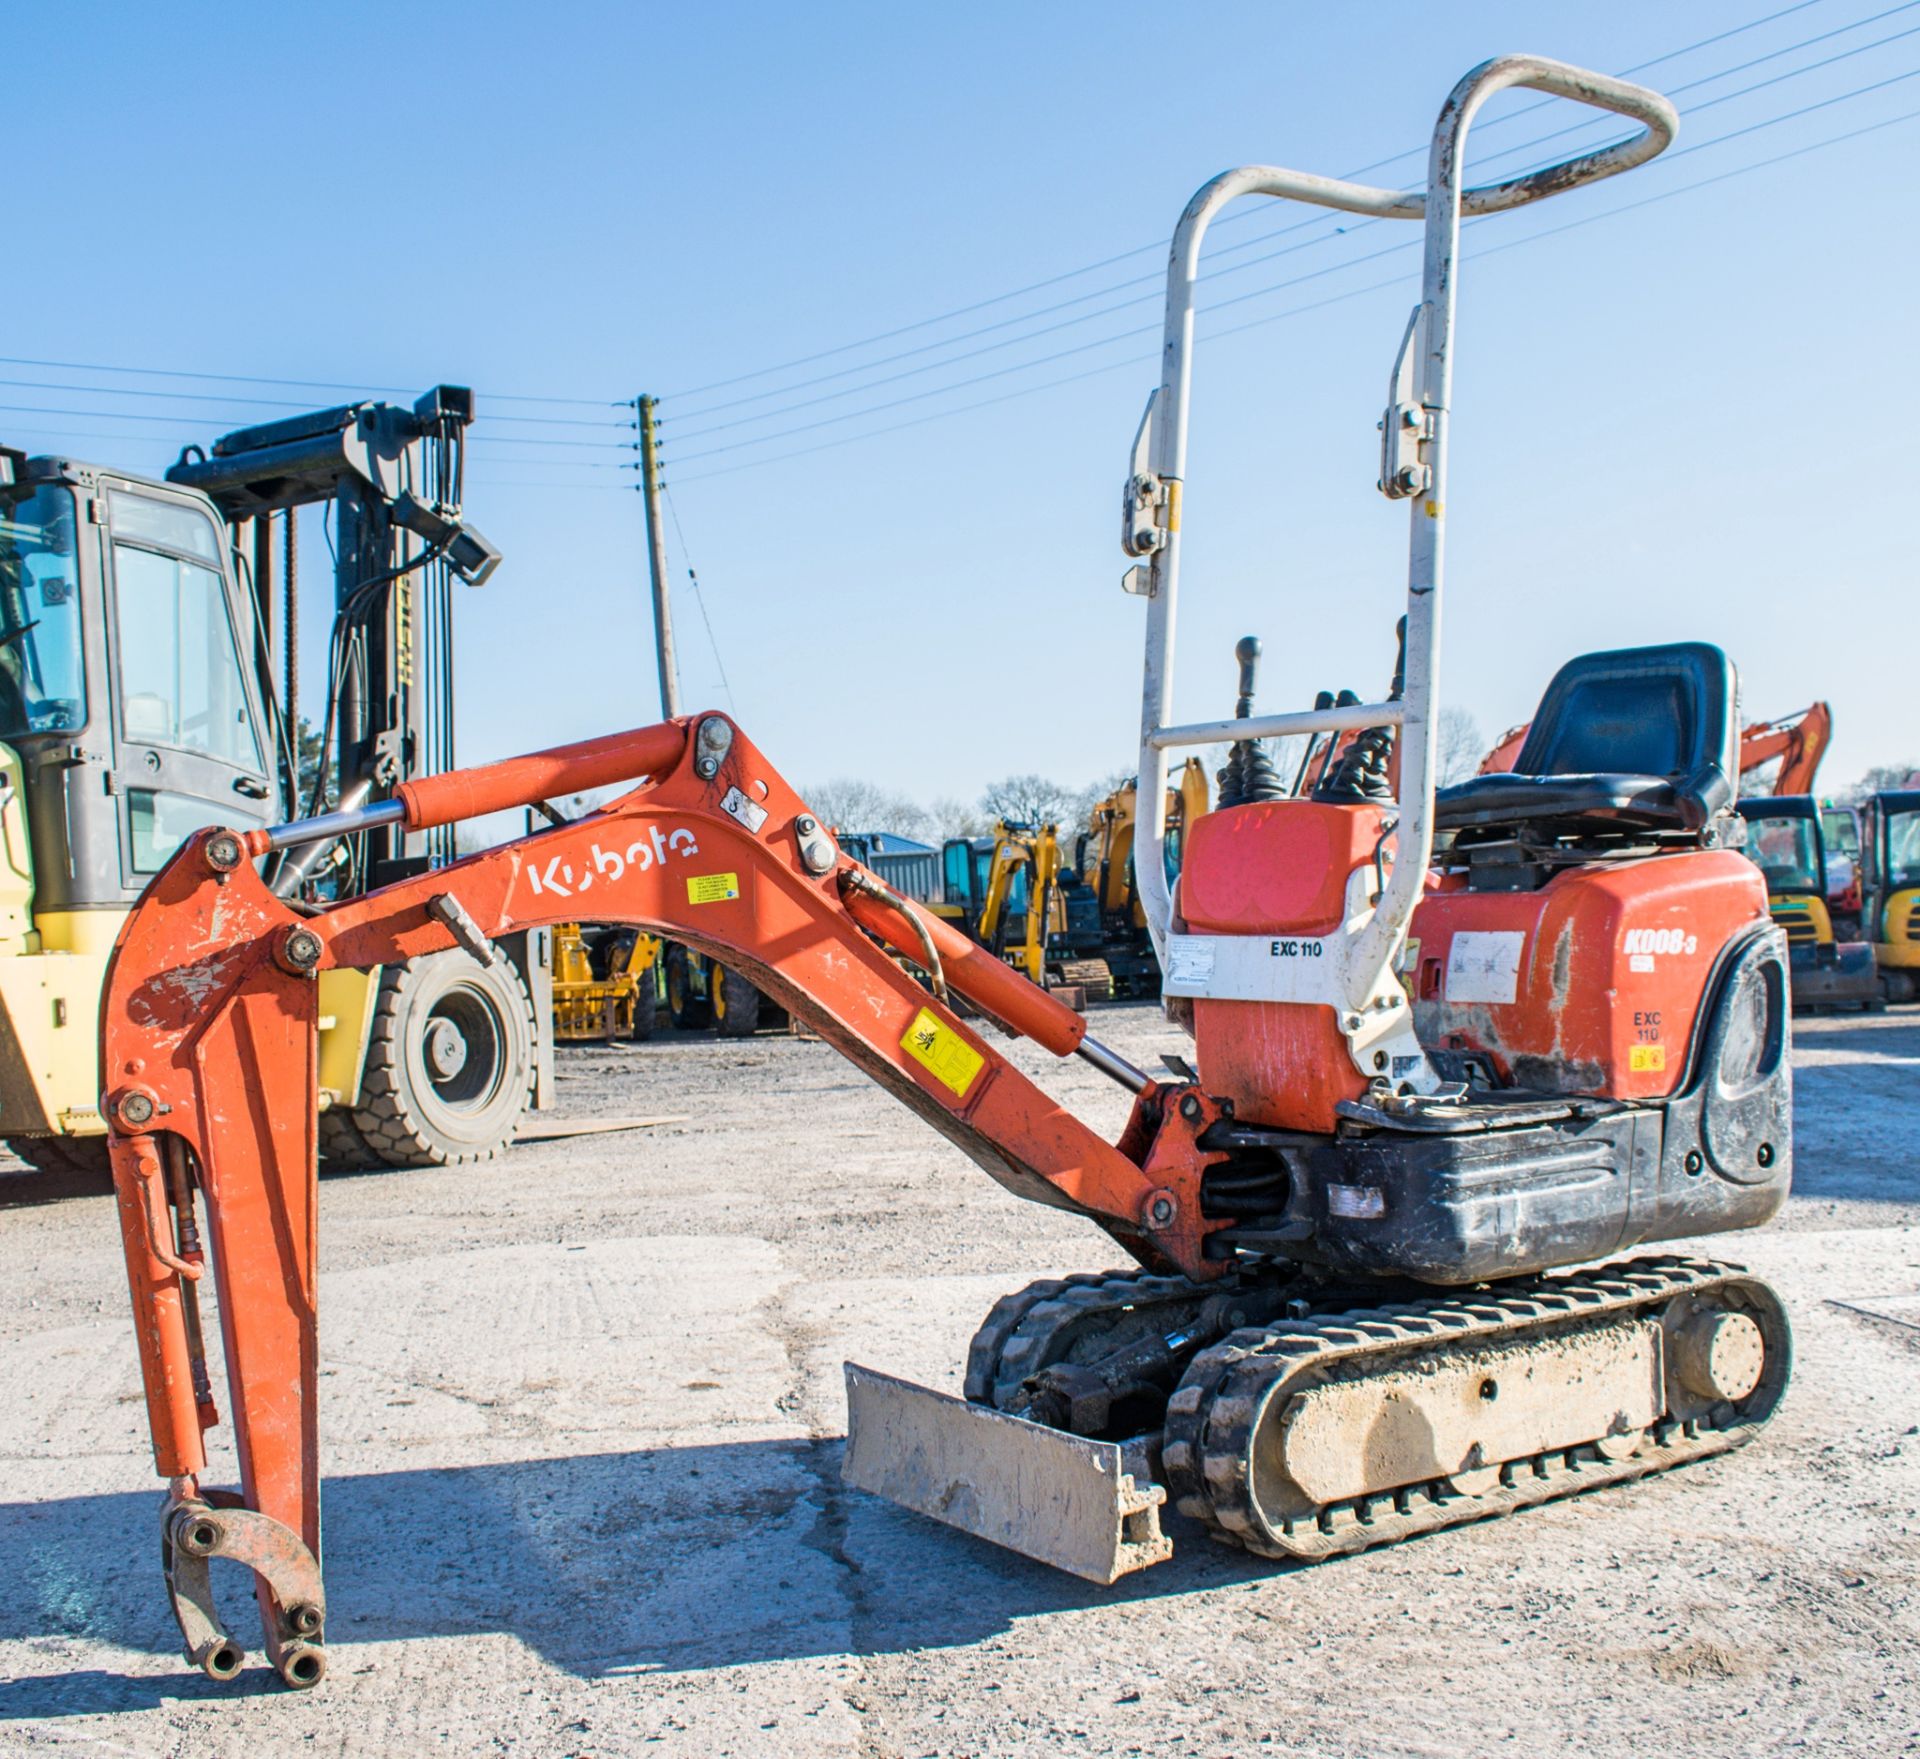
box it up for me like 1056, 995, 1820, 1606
1132, 55, 1677, 1014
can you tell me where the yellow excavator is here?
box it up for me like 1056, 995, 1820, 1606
1735, 795, 1879, 1011
1078, 758, 1210, 996
1861, 789, 1920, 1003
934, 821, 1112, 1003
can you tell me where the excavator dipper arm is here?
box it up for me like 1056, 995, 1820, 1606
100, 713, 1230, 1685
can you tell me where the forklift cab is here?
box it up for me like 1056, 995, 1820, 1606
0, 458, 277, 926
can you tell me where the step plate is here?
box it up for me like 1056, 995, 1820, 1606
841, 1363, 1171, 1583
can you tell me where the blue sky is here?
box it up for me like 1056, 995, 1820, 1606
7, 1, 1917, 802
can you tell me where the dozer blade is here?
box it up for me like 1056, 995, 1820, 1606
841, 1363, 1172, 1583
1788, 940, 1880, 1010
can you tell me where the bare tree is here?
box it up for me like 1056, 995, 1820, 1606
1074, 768, 1135, 825
1839, 763, 1920, 802
929, 796, 987, 841
1435, 706, 1486, 787
979, 773, 1081, 829
803, 777, 930, 840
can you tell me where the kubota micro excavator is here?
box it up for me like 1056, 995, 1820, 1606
100, 56, 1792, 1691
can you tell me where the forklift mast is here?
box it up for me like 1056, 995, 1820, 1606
169, 385, 500, 892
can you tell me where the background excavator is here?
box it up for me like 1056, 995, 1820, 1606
934, 820, 1113, 1005
96, 57, 1793, 1692
1858, 788, 1920, 1002
0, 388, 552, 1179
1077, 758, 1210, 997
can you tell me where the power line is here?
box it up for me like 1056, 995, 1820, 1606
667, 98, 1920, 487
665, 0, 1917, 427
656, 0, 1837, 403
0, 353, 618, 409
0, 374, 631, 428
662, 485, 735, 711
663, 13, 1920, 453
664, 65, 1920, 470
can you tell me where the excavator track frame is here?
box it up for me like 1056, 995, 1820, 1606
1163, 1256, 1790, 1560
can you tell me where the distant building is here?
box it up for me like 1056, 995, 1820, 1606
841, 831, 938, 902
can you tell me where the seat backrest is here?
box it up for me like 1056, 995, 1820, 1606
1513, 641, 1737, 806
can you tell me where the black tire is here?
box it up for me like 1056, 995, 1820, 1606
712, 965, 761, 1037
316, 1107, 380, 1170
3, 1134, 112, 1180
632, 963, 660, 1041
348, 949, 535, 1168
664, 944, 711, 1030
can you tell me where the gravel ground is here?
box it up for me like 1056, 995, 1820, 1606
1, 1002, 1916, 1758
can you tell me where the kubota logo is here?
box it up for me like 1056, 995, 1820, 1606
525, 826, 699, 899
1622, 927, 1697, 956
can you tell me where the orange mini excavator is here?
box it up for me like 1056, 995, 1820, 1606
101, 56, 1792, 1690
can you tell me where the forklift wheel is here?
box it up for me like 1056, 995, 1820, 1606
664, 945, 712, 1030
316, 1108, 380, 1170
632, 969, 659, 1041
2, 1134, 111, 1181
349, 949, 536, 1167
713, 966, 761, 1037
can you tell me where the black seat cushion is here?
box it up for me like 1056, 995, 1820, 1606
1434, 771, 1685, 831
1434, 641, 1736, 836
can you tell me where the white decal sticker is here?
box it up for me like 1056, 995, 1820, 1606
1622, 927, 1697, 956
1327, 1183, 1387, 1220
720, 786, 769, 833
1445, 930, 1525, 1005
1629, 953, 1655, 974
1165, 936, 1216, 988
525, 823, 702, 897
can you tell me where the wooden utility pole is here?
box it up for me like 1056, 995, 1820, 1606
636, 394, 681, 718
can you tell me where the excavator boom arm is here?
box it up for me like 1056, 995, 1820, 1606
100, 713, 1230, 1683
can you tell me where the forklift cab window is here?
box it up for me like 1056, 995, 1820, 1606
1885, 810, 1920, 891
1747, 817, 1821, 895
108, 492, 263, 774
0, 484, 86, 738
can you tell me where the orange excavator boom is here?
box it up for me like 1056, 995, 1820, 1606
1738, 701, 1833, 796
101, 714, 1231, 1686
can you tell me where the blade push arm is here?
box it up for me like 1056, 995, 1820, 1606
101, 711, 1233, 1684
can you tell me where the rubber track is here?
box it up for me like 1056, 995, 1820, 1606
963, 1272, 1131, 1407
1162, 1255, 1789, 1562
990, 1274, 1214, 1412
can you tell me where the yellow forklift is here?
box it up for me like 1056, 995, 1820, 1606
551, 925, 661, 1040
0, 388, 552, 1177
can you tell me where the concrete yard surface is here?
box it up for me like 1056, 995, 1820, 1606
2, 1003, 1917, 1757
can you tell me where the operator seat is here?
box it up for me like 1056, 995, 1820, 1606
1433, 642, 1738, 838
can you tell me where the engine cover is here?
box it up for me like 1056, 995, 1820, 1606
1408, 850, 1769, 1097
1179, 799, 1390, 1131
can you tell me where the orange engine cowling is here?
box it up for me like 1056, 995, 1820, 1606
1179, 798, 1389, 1132
1179, 801, 1772, 1127
1407, 850, 1769, 1097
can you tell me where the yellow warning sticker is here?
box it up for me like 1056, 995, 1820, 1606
686, 872, 740, 905
900, 1007, 984, 1100
1629, 1044, 1666, 1073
